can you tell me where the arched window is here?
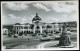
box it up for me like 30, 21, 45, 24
26, 31, 28, 34
35, 30, 40, 33
42, 26, 45, 28
31, 31, 33, 34
17, 31, 18, 34
27, 31, 29, 34
51, 30, 53, 33
24, 31, 27, 36
17, 27, 18, 30
36, 26, 40, 29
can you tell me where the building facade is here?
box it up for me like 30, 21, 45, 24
2, 13, 77, 38
12, 13, 63, 37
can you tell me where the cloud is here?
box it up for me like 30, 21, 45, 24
43, 14, 76, 23
53, 5, 76, 12
8, 14, 16, 19
21, 16, 34, 24
32, 2, 77, 13
33, 3, 50, 12
5, 3, 29, 11
8, 14, 34, 24
42, 16, 59, 23
21, 18, 27, 23
60, 15, 76, 22
51, 2, 77, 13
8, 14, 22, 19
8, 14, 30, 24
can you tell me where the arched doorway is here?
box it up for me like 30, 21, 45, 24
35, 30, 40, 34
36, 26, 40, 29
35, 26, 40, 34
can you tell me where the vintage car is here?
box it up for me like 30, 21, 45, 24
39, 35, 51, 41
54, 34, 61, 40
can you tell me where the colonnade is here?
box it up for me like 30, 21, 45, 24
13, 24, 63, 36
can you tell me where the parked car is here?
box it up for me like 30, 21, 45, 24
40, 36, 51, 41
54, 34, 60, 40
13, 34, 18, 38
14, 35, 18, 38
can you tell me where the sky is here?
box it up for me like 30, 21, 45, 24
1, 1, 78, 24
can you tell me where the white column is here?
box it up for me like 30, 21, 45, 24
18, 27, 19, 34
40, 25, 42, 34
53, 25, 54, 34
15, 26, 17, 36
22, 26, 24, 37
33, 26, 35, 33
61, 26, 63, 34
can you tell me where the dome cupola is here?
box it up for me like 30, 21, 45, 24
32, 13, 42, 22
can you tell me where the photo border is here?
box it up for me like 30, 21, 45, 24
1, 0, 79, 50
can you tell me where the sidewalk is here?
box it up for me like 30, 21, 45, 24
37, 41, 77, 49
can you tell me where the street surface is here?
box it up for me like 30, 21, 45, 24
3, 37, 41, 49
3, 33, 77, 49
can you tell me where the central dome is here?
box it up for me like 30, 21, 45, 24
32, 13, 42, 22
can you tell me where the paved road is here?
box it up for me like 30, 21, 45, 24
3, 38, 41, 49
3, 34, 77, 49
